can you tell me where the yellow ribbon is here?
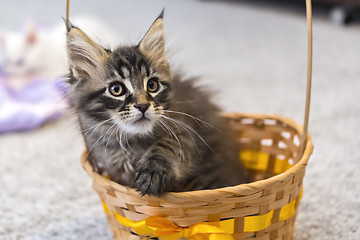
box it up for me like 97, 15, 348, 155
240, 150, 294, 174
101, 189, 302, 239
244, 210, 273, 232
100, 149, 302, 240
112, 212, 234, 240
101, 191, 302, 239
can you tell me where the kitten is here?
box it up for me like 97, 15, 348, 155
66, 12, 248, 196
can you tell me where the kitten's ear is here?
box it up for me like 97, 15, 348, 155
66, 25, 109, 79
25, 22, 37, 46
139, 11, 167, 66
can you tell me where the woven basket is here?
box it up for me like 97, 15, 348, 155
81, 113, 313, 240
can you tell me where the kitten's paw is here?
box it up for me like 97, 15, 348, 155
134, 168, 173, 196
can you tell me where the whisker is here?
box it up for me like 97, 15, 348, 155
161, 115, 215, 153
166, 117, 201, 157
124, 132, 135, 153
82, 111, 130, 137
172, 100, 200, 104
158, 119, 184, 161
82, 116, 117, 136
86, 122, 118, 159
158, 120, 172, 137
162, 109, 221, 133
104, 124, 118, 174
117, 128, 133, 161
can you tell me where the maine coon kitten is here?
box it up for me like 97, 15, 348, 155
66, 12, 248, 196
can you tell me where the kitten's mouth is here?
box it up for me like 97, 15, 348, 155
133, 116, 150, 124
121, 114, 156, 134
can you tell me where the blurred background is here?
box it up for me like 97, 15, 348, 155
1, 0, 359, 239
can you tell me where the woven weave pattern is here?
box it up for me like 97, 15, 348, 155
81, 113, 313, 240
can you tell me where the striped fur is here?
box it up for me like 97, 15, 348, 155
66, 13, 247, 196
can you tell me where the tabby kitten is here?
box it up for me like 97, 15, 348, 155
66, 12, 247, 196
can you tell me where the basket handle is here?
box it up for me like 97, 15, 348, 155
301, 0, 313, 154
65, 0, 313, 154
66, 0, 70, 30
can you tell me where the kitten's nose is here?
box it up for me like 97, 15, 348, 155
134, 103, 150, 114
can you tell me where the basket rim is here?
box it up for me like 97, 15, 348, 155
81, 112, 313, 201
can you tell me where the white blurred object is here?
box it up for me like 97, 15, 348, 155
329, 5, 351, 25
0, 16, 121, 84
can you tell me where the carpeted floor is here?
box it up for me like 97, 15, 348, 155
1, 0, 359, 239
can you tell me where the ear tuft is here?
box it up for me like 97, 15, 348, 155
139, 11, 167, 66
63, 17, 76, 34
66, 27, 109, 79
158, 9, 165, 19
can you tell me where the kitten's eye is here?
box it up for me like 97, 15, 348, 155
109, 82, 126, 96
147, 78, 159, 93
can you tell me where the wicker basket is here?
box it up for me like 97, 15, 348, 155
81, 113, 313, 240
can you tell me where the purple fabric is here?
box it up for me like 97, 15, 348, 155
0, 68, 68, 133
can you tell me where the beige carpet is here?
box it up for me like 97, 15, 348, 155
1, 0, 359, 239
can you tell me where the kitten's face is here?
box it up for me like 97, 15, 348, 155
91, 47, 172, 135
66, 15, 171, 135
